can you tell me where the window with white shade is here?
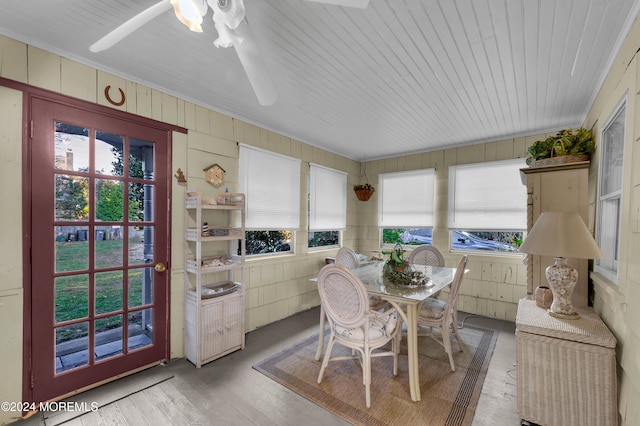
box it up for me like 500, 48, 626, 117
239, 144, 300, 255
448, 158, 527, 253
308, 164, 346, 249
596, 101, 626, 281
379, 169, 435, 246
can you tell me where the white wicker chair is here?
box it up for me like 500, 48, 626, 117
408, 245, 445, 299
316, 247, 388, 361
335, 247, 360, 269
417, 255, 468, 371
316, 264, 401, 408
408, 245, 445, 267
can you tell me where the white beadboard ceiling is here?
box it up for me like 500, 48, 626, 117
0, 0, 638, 161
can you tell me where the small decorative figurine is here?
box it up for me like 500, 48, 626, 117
201, 222, 209, 237
175, 168, 187, 183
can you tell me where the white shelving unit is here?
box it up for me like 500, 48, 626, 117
183, 190, 245, 368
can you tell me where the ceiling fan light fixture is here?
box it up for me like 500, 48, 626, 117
213, 21, 243, 48
210, 0, 246, 29
171, 0, 207, 32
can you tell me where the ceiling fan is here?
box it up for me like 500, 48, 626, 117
89, 0, 369, 106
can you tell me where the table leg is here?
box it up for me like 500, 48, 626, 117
315, 305, 325, 361
405, 303, 421, 401
384, 300, 419, 402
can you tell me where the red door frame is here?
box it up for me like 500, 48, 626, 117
0, 77, 186, 406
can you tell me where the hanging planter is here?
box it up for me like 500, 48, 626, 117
354, 163, 375, 201
354, 183, 375, 201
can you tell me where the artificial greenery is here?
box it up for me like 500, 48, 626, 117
527, 127, 595, 163
381, 243, 428, 287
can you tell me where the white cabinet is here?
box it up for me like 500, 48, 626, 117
520, 161, 590, 307
183, 190, 245, 368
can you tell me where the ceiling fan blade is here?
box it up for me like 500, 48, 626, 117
305, 0, 369, 8
90, 0, 172, 52
232, 19, 278, 106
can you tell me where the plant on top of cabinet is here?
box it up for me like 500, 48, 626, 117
526, 128, 595, 167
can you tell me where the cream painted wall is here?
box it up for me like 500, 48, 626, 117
582, 14, 640, 426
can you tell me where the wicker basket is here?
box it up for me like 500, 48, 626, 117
528, 153, 590, 168
354, 188, 374, 201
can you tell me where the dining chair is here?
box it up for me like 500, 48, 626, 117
316, 247, 389, 361
417, 254, 468, 371
408, 245, 445, 267
316, 264, 401, 408
335, 247, 360, 269
408, 245, 445, 299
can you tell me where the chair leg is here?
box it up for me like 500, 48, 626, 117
317, 334, 335, 384
451, 321, 464, 352
364, 348, 372, 408
441, 324, 456, 372
392, 331, 400, 376
315, 306, 325, 361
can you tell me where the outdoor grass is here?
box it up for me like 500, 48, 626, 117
55, 239, 144, 342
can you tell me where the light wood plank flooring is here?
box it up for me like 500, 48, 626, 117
14, 307, 519, 426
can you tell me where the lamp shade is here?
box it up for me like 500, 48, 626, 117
519, 212, 604, 259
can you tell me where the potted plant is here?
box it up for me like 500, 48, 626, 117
526, 127, 595, 167
354, 182, 375, 201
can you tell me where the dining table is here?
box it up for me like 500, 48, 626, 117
314, 261, 458, 402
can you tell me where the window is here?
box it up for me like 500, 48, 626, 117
448, 158, 527, 253
239, 144, 300, 255
379, 169, 435, 246
596, 102, 626, 280
308, 164, 346, 249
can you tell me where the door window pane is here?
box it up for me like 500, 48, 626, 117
55, 275, 88, 322
128, 308, 153, 351
56, 322, 89, 373
95, 230, 123, 268
95, 131, 124, 176
95, 179, 124, 221
128, 268, 153, 308
55, 122, 88, 172
129, 226, 153, 265
55, 226, 88, 272
55, 175, 88, 221
95, 271, 123, 314
129, 182, 148, 222
95, 315, 123, 361
130, 138, 154, 181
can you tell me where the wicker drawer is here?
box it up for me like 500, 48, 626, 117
516, 299, 617, 426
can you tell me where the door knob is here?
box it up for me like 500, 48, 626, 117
154, 262, 167, 272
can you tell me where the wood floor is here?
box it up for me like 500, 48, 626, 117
15, 307, 520, 426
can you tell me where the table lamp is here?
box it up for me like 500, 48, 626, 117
519, 212, 604, 319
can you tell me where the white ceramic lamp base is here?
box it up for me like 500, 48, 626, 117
545, 257, 580, 320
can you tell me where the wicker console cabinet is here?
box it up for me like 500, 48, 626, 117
516, 299, 617, 426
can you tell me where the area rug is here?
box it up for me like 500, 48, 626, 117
253, 326, 498, 426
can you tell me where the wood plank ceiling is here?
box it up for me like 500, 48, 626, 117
0, 0, 638, 161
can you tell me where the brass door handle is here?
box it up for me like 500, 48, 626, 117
154, 263, 167, 272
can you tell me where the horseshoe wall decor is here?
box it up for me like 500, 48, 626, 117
104, 85, 126, 106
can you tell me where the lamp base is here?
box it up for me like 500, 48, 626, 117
545, 257, 580, 320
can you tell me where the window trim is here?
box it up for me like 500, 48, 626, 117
594, 97, 627, 283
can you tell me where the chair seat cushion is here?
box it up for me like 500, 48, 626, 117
419, 297, 446, 319
335, 314, 397, 341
